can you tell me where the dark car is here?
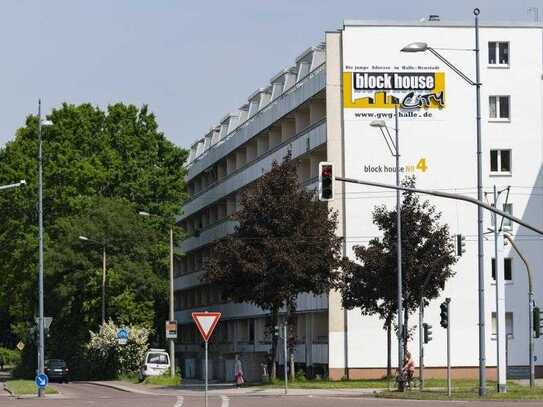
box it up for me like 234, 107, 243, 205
44, 359, 70, 383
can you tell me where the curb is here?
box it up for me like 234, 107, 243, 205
85, 381, 169, 396
2, 383, 14, 397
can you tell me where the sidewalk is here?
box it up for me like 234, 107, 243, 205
89, 380, 383, 397
0, 369, 12, 397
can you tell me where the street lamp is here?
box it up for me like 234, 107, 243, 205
139, 211, 176, 378
79, 235, 107, 325
401, 8, 485, 396
0, 180, 27, 191
369, 104, 404, 376
37, 100, 52, 398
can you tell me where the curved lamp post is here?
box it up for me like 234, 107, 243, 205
369, 105, 404, 378
401, 8, 485, 396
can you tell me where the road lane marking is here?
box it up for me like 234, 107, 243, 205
173, 395, 184, 407
221, 395, 230, 407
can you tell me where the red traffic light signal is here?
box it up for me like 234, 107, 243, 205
319, 162, 334, 201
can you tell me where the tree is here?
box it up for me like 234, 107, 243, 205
339, 176, 456, 376
202, 156, 343, 379
0, 103, 187, 376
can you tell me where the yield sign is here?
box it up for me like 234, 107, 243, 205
192, 311, 221, 342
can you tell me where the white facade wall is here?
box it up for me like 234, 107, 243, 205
339, 22, 543, 372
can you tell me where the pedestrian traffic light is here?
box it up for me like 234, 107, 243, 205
274, 325, 279, 337
423, 323, 433, 344
319, 162, 334, 201
534, 307, 541, 339
456, 234, 466, 256
440, 301, 449, 328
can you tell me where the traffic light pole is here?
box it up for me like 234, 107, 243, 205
502, 232, 535, 388
493, 186, 507, 392
333, 177, 543, 236
419, 294, 424, 390
446, 298, 451, 397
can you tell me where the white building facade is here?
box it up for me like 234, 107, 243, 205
176, 19, 543, 381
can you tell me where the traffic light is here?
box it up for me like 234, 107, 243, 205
534, 307, 541, 338
440, 301, 449, 328
456, 234, 466, 256
319, 162, 334, 201
274, 325, 279, 337
423, 323, 433, 344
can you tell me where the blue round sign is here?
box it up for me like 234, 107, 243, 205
117, 328, 129, 344
35, 373, 48, 389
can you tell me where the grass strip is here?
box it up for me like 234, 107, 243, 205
377, 380, 543, 400
5, 380, 58, 396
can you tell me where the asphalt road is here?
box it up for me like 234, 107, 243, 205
3, 383, 543, 407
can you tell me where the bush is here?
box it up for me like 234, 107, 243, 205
0, 347, 21, 366
86, 320, 150, 380
295, 370, 307, 382
143, 371, 181, 386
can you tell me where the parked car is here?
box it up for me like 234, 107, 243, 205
139, 349, 170, 381
44, 359, 70, 383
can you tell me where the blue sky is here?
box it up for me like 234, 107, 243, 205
0, 0, 540, 149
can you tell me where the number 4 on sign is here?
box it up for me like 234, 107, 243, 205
416, 158, 428, 172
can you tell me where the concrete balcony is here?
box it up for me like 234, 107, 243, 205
180, 119, 326, 221
174, 293, 328, 324
186, 63, 326, 181
179, 219, 238, 254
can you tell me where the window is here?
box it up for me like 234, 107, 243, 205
491, 312, 514, 337
491, 257, 512, 281
490, 150, 512, 174
492, 203, 513, 229
502, 203, 513, 229
489, 96, 510, 120
488, 42, 509, 65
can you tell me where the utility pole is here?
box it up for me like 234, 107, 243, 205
102, 245, 106, 324
394, 104, 404, 375
493, 186, 506, 392
283, 323, 288, 395
169, 226, 176, 377
37, 100, 45, 398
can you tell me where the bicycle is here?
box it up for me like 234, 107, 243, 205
395, 369, 419, 391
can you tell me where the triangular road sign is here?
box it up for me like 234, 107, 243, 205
192, 311, 221, 342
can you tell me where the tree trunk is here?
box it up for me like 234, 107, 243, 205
271, 307, 279, 380
386, 318, 392, 378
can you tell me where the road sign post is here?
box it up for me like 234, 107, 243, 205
192, 312, 221, 407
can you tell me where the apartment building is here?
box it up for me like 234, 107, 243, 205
176, 18, 543, 381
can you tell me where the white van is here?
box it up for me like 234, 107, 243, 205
139, 348, 170, 380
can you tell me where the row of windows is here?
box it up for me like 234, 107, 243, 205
174, 284, 225, 310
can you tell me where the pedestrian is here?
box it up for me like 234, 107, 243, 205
234, 354, 244, 387
0, 354, 4, 371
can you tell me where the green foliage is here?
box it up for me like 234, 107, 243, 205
86, 320, 150, 379
339, 176, 457, 350
143, 371, 181, 386
0, 347, 21, 366
5, 380, 58, 395
0, 103, 187, 377
295, 370, 308, 382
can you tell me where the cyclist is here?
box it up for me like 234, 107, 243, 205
402, 351, 416, 387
